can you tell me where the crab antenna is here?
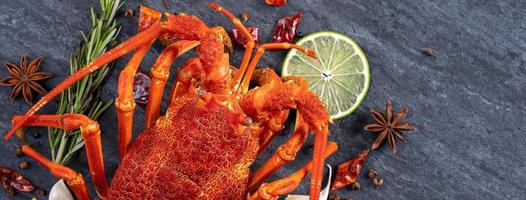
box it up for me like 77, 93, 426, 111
208, 2, 256, 91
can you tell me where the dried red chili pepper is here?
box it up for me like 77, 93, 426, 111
0, 167, 35, 193
331, 150, 369, 190
265, 0, 288, 7
232, 27, 259, 48
271, 12, 303, 43
133, 71, 151, 108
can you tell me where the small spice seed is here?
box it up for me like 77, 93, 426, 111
15, 129, 27, 144
5, 186, 16, 196
15, 146, 24, 157
19, 161, 30, 170
348, 181, 361, 190
33, 132, 41, 139
425, 48, 434, 56
372, 177, 384, 188
241, 11, 249, 22
35, 188, 45, 197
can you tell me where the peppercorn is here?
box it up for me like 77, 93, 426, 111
367, 169, 378, 179
424, 48, 434, 56
33, 132, 41, 139
5, 186, 16, 197
372, 177, 384, 188
296, 31, 304, 38
35, 188, 45, 197
19, 161, 30, 170
15, 146, 24, 157
348, 181, 361, 190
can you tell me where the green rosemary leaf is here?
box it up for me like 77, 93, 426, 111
62, 139, 86, 164
93, 100, 114, 119
66, 131, 80, 154
90, 8, 97, 28
81, 31, 88, 42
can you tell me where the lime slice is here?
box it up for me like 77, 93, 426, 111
282, 31, 370, 120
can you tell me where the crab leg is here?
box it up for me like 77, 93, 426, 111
238, 42, 316, 94
12, 114, 107, 197
311, 126, 329, 199
21, 145, 92, 200
208, 2, 256, 90
113, 5, 166, 159
248, 113, 309, 191
115, 42, 155, 159
249, 142, 338, 200
144, 40, 200, 128
5, 23, 164, 140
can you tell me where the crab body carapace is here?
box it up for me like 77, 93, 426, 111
108, 96, 256, 199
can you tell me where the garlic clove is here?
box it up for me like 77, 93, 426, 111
285, 195, 310, 200
49, 179, 74, 200
319, 164, 333, 200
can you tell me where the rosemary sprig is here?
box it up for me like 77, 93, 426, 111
48, 0, 123, 164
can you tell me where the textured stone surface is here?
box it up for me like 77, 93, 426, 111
0, 0, 525, 199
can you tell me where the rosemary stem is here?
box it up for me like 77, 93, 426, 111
49, 129, 56, 162
55, 132, 68, 163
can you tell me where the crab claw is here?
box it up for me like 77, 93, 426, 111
280, 82, 330, 200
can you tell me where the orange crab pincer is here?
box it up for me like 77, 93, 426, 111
4, 3, 336, 200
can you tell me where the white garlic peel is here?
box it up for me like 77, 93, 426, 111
49, 179, 74, 200
285, 195, 310, 200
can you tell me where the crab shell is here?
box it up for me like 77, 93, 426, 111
107, 96, 258, 199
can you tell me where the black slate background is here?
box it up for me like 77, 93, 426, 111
1, 0, 525, 199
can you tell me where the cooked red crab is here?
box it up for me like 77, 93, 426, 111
4, 3, 336, 200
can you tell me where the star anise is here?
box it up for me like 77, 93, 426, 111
0, 56, 52, 104
364, 101, 416, 154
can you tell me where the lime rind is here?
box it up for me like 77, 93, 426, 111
282, 31, 370, 120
